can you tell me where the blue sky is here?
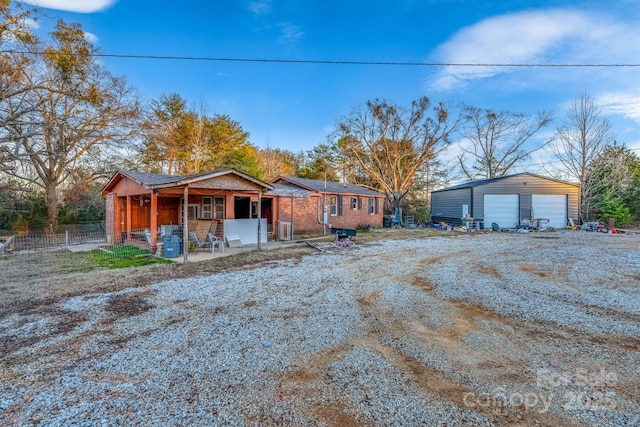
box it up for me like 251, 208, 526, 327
18, 0, 640, 170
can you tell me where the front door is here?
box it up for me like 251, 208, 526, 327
234, 196, 251, 219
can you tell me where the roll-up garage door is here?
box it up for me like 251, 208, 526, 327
484, 194, 519, 229
532, 195, 567, 229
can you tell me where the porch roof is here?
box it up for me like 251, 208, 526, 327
102, 169, 274, 195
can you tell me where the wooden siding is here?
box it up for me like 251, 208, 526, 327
431, 188, 471, 225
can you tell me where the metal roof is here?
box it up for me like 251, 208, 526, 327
432, 172, 581, 193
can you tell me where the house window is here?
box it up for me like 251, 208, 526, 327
368, 198, 374, 214
188, 204, 199, 219
202, 197, 212, 219
330, 195, 337, 215
251, 201, 258, 218
214, 196, 224, 219
351, 197, 357, 210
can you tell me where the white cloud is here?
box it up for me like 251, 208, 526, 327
277, 22, 303, 44
429, 9, 640, 92
596, 92, 640, 124
19, 0, 117, 13
246, 0, 271, 15
24, 18, 40, 30
83, 31, 98, 44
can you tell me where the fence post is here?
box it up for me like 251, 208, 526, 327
66, 230, 69, 247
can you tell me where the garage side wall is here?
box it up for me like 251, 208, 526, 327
431, 188, 471, 225
473, 174, 580, 225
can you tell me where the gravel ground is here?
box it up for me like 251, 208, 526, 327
1, 231, 639, 426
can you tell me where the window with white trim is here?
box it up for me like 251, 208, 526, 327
214, 196, 225, 219
330, 195, 337, 215
202, 197, 212, 219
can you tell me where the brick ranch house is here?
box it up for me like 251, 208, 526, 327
102, 170, 385, 254
101, 169, 275, 258
269, 176, 385, 237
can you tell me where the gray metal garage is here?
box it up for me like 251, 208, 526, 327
430, 173, 581, 229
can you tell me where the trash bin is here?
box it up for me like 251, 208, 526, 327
163, 235, 180, 259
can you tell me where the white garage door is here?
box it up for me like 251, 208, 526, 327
484, 194, 519, 229
532, 195, 567, 229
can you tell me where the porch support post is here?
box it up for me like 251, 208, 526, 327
112, 195, 120, 244
150, 191, 158, 250
183, 186, 189, 262
257, 191, 262, 250
126, 195, 132, 241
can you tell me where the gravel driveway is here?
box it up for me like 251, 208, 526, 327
1, 231, 639, 426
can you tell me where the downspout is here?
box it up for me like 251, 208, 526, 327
323, 173, 327, 235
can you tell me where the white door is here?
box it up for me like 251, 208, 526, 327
532, 195, 567, 228
484, 194, 519, 229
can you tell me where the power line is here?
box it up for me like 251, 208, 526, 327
2, 50, 640, 67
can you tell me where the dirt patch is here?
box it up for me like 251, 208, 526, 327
0, 307, 89, 359
477, 264, 502, 278
315, 402, 361, 427
103, 290, 156, 321
518, 264, 550, 277
411, 276, 436, 291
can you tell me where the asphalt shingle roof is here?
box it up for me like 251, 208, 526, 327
276, 176, 382, 196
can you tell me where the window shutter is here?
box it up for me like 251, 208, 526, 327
375, 198, 379, 214
338, 195, 343, 216
358, 197, 363, 210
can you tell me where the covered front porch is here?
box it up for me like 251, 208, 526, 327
102, 169, 276, 262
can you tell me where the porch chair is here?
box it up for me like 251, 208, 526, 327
208, 232, 224, 253
188, 231, 210, 253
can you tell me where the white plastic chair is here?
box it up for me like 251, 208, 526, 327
208, 232, 224, 253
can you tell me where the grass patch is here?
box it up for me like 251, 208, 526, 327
91, 245, 173, 269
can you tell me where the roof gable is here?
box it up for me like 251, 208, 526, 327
102, 169, 273, 194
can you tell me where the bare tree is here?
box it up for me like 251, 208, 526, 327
457, 106, 552, 180
258, 145, 301, 181
0, 0, 38, 180
335, 97, 465, 216
4, 20, 140, 224
552, 92, 613, 220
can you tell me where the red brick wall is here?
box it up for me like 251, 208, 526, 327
105, 193, 115, 240
277, 194, 384, 237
